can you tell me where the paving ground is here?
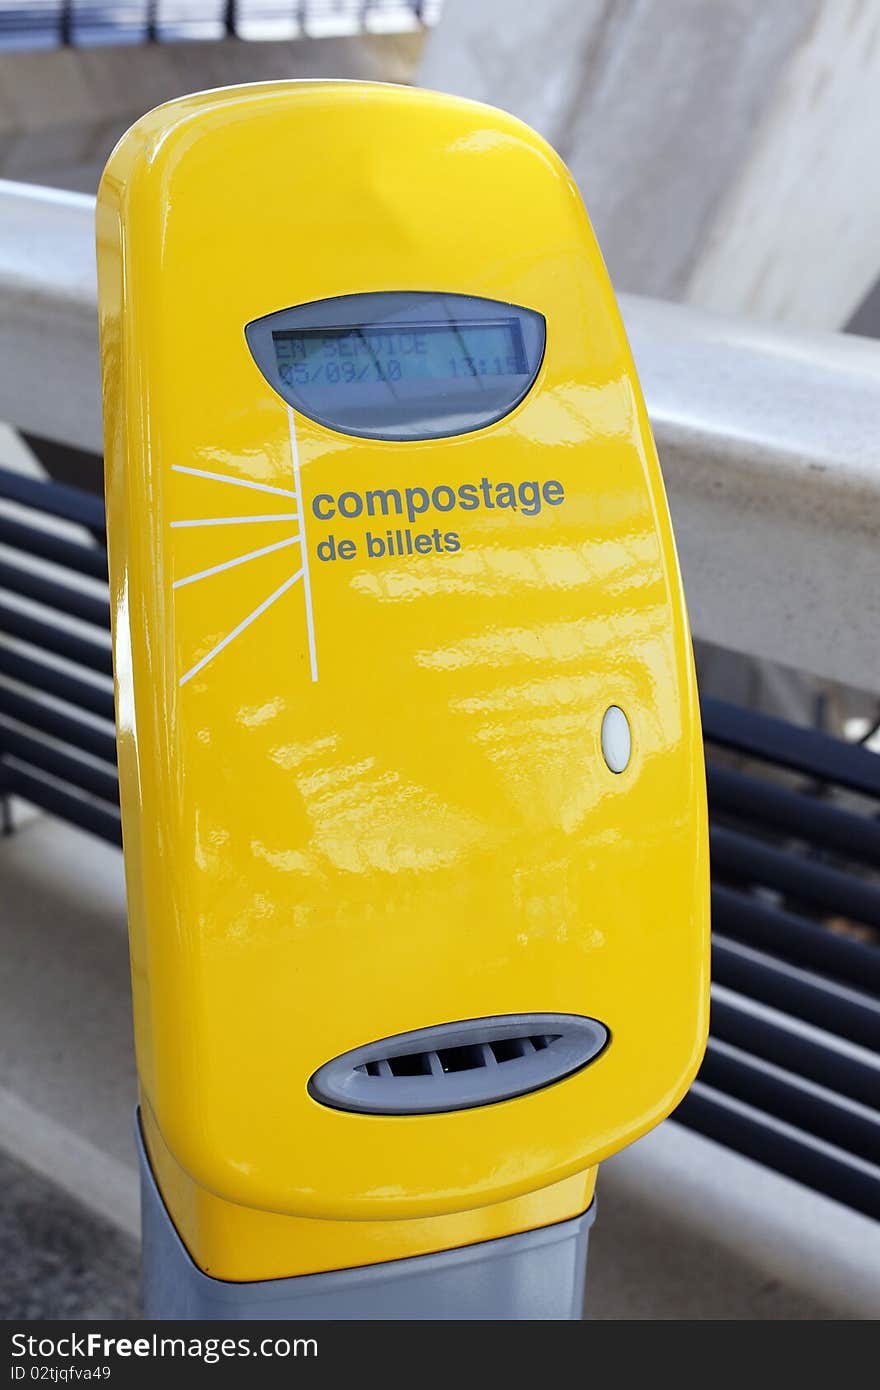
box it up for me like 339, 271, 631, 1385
0, 1128, 836, 1322
0, 1145, 834, 1322
0, 1150, 139, 1321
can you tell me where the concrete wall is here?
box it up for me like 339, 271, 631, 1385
419, 0, 880, 331
0, 32, 423, 192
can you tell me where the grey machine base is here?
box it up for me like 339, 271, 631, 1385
137, 1117, 595, 1320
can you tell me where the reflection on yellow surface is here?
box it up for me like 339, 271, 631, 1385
99, 81, 709, 1280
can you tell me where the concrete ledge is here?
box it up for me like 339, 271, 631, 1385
622, 294, 880, 693
0, 184, 99, 453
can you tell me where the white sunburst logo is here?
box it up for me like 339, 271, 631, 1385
170, 409, 318, 688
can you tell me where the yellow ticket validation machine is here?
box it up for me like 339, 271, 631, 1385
97, 82, 709, 1319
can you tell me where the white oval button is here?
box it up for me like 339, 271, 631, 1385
601, 705, 631, 774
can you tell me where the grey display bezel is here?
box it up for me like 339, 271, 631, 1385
244, 290, 546, 443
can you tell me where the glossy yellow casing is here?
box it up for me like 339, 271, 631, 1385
98, 81, 709, 1279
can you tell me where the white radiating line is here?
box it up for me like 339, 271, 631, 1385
172, 464, 298, 500
170, 513, 298, 528
173, 534, 300, 590
288, 408, 318, 683
179, 570, 303, 688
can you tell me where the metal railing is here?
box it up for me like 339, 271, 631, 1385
0, 1, 441, 49
1, 181, 879, 1221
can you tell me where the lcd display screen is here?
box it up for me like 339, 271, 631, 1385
273, 319, 528, 390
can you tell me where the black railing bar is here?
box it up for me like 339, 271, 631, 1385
683, 1082, 880, 1181
0, 558, 111, 631
0, 590, 112, 649
0, 540, 109, 600
0, 515, 108, 582
713, 937, 880, 1052
0, 494, 99, 550
0, 17, 437, 50
0, 638, 114, 698
0, 465, 106, 532
0, 3, 439, 47
0, 673, 115, 736
0, 637, 112, 691
4, 763, 122, 848
707, 764, 880, 867
0, 712, 117, 777
0, 601, 113, 677
0, 645, 115, 723
700, 1041, 880, 1168
712, 983, 880, 1074
711, 824, 880, 932
711, 991, 880, 1112
0, 686, 117, 765
706, 1035, 879, 1126
701, 696, 880, 800
0, 724, 120, 805
675, 1081, 880, 1222
714, 934, 880, 1017
711, 884, 880, 998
